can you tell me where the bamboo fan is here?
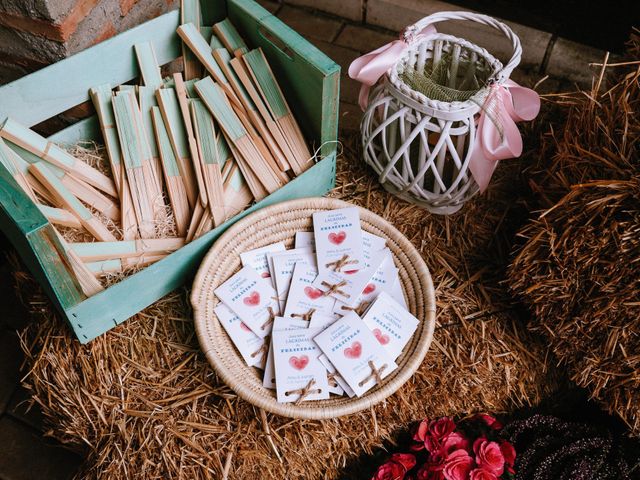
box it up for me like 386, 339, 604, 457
194, 77, 284, 195
213, 18, 248, 58
55, 230, 104, 296
0, 117, 117, 197
28, 162, 116, 242
0, 137, 37, 201
230, 56, 300, 174
113, 90, 164, 238
180, 0, 203, 80
151, 106, 191, 237
210, 33, 225, 50
176, 23, 243, 111
134, 42, 164, 89
5, 147, 57, 206
185, 200, 206, 242
138, 86, 163, 191
70, 237, 184, 262
242, 49, 312, 173
173, 73, 208, 208
87, 254, 167, 276
7, 142, 120, 221
190, 99, 226, 226
156, 87, 198, 208
213, 48, 291, 174
38, 204, 83, 228
221, 157, 253, 219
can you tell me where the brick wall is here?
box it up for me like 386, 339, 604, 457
0, 0, 179, 85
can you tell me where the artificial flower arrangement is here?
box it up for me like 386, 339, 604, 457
372, 415, 515, 480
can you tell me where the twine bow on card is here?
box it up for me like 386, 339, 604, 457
261, 306, 276, 331
285, 379, 322, 405
340, 301, 371, 316
327, 372, 338, 388
348, 24, 437, 110
250, 342, 268, 360
325, 254, 358, 272
292, 308, 316, 321
469, 79, 540, 191
321, 280, 350, 299
358, 360, 388, 387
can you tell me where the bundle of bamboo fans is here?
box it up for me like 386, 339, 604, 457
509, 32, 640, 436
0, 1, 311, 297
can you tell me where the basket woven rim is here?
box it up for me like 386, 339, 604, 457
190, 197, 436, 419
388, 32, 503, 112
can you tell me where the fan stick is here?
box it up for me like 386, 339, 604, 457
134, 42, 164, 89
214, 49, 291, 173
242, 49, 313, 174
221, 159, 253, 219
113, 90, 162, 238
151, 107, 191, 237
87, 254, 167, 275
0, 118, 118, 197
29, 162, 116, 242
138, 86, 163, 191
190, 99, 226, 226
0, 137, 37, 201
53, 230, 104, 297
38, 205, 83, 229
173, 73, 208, 207
194, 77, 284, 194
156, 87, 198, 208
230, 57, 300, 174
176, 23, 243, 111
193, 206, 213, 240
213, 19, 248, 58
70, 237, 184, 262
185, 200, 205, 243
180, 0, 203, 80
90, 84, 124, 194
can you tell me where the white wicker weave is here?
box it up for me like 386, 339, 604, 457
361, 11, 522, 214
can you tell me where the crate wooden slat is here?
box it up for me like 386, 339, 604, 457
0, 0, 339, 343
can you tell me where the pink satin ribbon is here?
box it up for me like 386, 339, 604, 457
348, 25, 437, 110
468, 79, 540, 191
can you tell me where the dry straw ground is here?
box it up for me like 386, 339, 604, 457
509, 32, 640, 436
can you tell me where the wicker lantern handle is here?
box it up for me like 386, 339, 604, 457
406, 11, 522, 83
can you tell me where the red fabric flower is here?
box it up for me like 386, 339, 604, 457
475, 414, 503, 431
469, 468, 498, 480
372, 454, 416, 480
440, 432, 470, 457
443, 449, 474, 480
473, 439, 505, 476
500, 441, 516, 474
413, 418, 456, 454
412, 420, 430, 451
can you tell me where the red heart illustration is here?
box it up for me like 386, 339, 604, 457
304, 286, 323, 300
363, 283, 376, 294
343, 341, 362, 359
261, 272, 271, 278
344, 269, 359, 275
289, 355, 309, 370
243, 291, 260, 306
328, 231, 347, 245
240, 322, 252, 332
373, 328, 390, 345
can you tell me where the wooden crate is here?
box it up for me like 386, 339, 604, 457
0, 0, 339, 343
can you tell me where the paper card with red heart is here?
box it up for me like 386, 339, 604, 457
271, 248, 316, 311
294, 231, 315, 249
262, 317, 310, 390
313, 208, 364, 274
361, 291, 419, 360
283, 263, 336, 318
318, 353, 353, 397
333, 249, 398, 315
313, 312, 397, 397
214, 265, 280, 339
272, 328, 330, 403
390, 277, 408, 309
362, 231, 387, 259
312, 253, 386, 308
240, 242, 286, 287
308, 311, 340, 330
214, 303, 266, 369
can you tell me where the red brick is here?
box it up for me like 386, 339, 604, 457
120, 0, 141, 16
91, 21, 117, 45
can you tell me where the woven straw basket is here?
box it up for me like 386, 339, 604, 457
362, 11, 522, 214
191, 197, 436, 419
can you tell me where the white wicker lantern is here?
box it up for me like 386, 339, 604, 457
361, 12, 523, 214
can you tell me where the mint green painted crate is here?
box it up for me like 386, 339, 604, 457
0, 0, 340, 343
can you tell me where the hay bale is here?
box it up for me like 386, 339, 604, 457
16, 133, 560, 479
509, 33, 640, 435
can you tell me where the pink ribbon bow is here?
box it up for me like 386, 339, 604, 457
348, 25, 437, 110
468, 79, 540, 191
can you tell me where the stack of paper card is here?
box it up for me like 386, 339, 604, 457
213, 207, 420, 403
0, 6, 314, 296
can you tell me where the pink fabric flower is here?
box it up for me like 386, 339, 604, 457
412, 420, 430, 451
469, 468, 498, 480
473, 439, 505, 476
475, 414, 503, 430
443, 449, 474, 480
440, 432, 470, 457
413, 417, 456, 454
500, 441, 516, 474
430, 417, 456, 441
372, 453, 416, 480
